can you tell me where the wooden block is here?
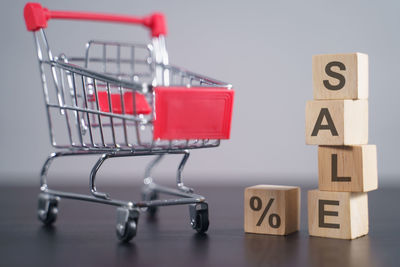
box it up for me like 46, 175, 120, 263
244, 185, 300, 235
308, 189, 368, 239
312, 53, 368, 100
305, 100, 368, 145
318, 145, 378, 192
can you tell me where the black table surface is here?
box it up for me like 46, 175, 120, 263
0, 182, 398, 267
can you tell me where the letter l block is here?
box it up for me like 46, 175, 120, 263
318, 145, 378, 192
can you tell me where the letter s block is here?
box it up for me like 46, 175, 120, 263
308, 190, 369, 239
244, 185, 300, 235
305, 100, 368, 145
312, 53, 368, 100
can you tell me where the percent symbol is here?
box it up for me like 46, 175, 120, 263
249, 196, 281, 228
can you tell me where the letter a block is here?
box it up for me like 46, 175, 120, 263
244, 185, 300, 235
308, 189, 368, 239
318, 145, 378, 192
305, 100, 368, 145
312, 53, 368, 100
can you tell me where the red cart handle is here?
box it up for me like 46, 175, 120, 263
23, 2, 167, 37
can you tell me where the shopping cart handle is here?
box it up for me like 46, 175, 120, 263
23, 2, 167, 37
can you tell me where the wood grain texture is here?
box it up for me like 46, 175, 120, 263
244, 185, 300, 235
308, 189, 369, 239
312, 53, 368, 100
318, 145, 378, 192
305, 100, 368, 145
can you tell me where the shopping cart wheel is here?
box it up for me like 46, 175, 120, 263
116, 207, 139, 242
37, 193, 59, 226
142, 187, 158, 216
189, 203, 209, 234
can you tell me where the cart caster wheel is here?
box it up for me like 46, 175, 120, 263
189, 203, 209, 234
142, 188, 158, 216
37, 193, 59, 226
116, 207, 139, 242
116, 220, 137, 242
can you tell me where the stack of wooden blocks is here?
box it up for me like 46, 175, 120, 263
306, 53, 378, 239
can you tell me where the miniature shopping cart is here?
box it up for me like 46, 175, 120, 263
24, 3, 234, 242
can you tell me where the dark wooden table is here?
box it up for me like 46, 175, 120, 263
0, 182, 398, 266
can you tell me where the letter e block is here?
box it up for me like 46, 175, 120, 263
305, 100, 368, 145
308, 189, 368, 239
312, 53, 368, 100
244, 185, 300, 235
318, 145, 378, 192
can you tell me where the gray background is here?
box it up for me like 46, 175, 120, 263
0, 0, 398, 185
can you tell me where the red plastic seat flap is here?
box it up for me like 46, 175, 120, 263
96, 91, 151, 115
153, 87, 234, 140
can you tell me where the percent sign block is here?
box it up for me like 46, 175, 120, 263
244, 185, 300, 235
